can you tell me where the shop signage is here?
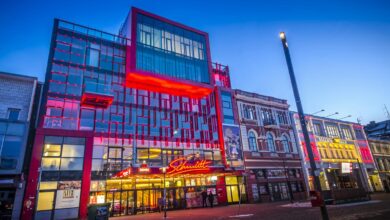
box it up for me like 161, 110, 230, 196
167, 157, 211, 175
55, 181, 81, 209
139, 162, 150, 173
341, 162, 352, 174
113, 167, 132, 178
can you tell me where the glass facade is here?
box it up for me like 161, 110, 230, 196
0, 121, 26, 169
26, 9, 241, 219
136, 14, 210, 84
43, 20, 220, 152
221, 91, 234, 124
36, 136, 85, 220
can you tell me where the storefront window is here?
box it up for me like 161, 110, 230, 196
37, 191, 55, 211
43, 144, 61, 157
39, 181, 58, 190
41, 158, 60, 171
62, 144, 84, 157
60, 158, 84, 170
225, 176, 238, 185
37, 136, 85, 218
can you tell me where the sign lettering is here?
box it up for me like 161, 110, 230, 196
167, 157, 211, 175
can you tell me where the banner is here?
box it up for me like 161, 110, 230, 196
223, 124, 243, 167
55, 181, 81, 209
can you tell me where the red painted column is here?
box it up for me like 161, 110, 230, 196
79, 136, 94, 219
216, 176, 227, 205
21, 132, 45, 219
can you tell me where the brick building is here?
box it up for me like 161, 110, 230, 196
0, 71, 41, 219
234, 89, 306, 203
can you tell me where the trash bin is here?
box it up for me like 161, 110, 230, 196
88, 203, 110, 220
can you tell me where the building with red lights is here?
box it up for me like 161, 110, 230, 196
234, 90, 306, 203
290, 113, 381, 203
21, 7, 245, 219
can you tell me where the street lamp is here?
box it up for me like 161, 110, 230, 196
325, 112, 339, 118
159, 167, 168, 219
311, 109, 325, 115
338, 115, 352, 120
279, 32, 329, 220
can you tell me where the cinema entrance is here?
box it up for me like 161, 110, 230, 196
89, 172, 243, 216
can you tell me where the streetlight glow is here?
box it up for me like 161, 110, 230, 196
279, 32, 286, 40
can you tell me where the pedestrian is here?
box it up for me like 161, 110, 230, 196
208, 191, 214, 208
158, 197, 163, 213
202, 190, 208, 207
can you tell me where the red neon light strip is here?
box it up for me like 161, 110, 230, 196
126, 72, 213, 98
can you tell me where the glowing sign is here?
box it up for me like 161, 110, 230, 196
167, 157, 211, 175
139, 162, 150, 173
341, 163, 352, 174
112, 167, 132, 178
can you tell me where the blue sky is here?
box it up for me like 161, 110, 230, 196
1, 0, 389, 124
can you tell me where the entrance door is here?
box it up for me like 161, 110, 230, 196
269, 183, 282, 201
127, 191, 135, 215
106, 191, 121, 216
226, 185, 239, 203
136, 189, 160, 214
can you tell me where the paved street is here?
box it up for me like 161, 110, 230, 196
112, 193, 390, 220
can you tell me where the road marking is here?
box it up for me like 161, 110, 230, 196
229, 214, 254, 218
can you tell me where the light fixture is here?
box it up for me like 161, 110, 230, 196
311, 109, 325, 115
325, 112, 339, 118
279, 32, 286, 40
338, 115, 352, 120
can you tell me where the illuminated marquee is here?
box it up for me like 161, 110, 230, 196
112, 167, 132, 178
167, 157, 211, 175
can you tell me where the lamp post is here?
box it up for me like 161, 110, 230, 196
311, 109, 325, 115
279, 32, 329, 220
325, 112, 339, 118
160, 167, 167, 219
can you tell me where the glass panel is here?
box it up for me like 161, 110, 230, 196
62, 144, 85, 157
39, 181, 58, 190
230, 186, 239, 202
109, 148, 122, 159
1, 135, 22, 157
6, 123, 24, 135
60, 158, 84, 170
226, 186, 232, 203
225, 176, 238, 185
43, 144, 61, 157
41, 158, 60, 170
37, 191, 55, 211
53, 208, 79, 220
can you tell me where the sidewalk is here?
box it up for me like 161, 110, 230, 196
110, 193, 390, 220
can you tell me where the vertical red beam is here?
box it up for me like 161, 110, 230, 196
79, 136, 93, 219
21, 132, 45, 219
214, 87, 228, 168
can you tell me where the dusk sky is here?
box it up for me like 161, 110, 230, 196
1, 0, 389, 125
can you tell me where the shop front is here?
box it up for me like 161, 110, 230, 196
88, 157, 244, 217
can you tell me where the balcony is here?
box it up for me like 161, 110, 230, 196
263, 119, 278, 129
212, 63, 231, 88
81, 82, 114, 108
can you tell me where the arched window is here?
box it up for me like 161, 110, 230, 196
267, 132, 275, 152
281, 135, 290, 153
248, 131, 258, 151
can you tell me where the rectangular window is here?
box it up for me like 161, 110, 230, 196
7, 108, 20, 120
325, 124, 340, 138
341, 126, 353, 140
37, 191, 55, 211
87, 48, 100, 67
313, 121, 324, 136
80, 109, 95, 131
